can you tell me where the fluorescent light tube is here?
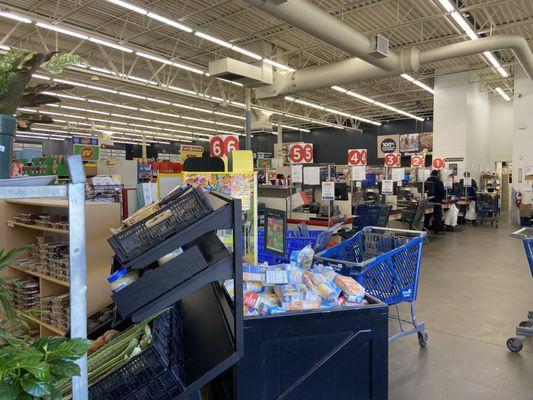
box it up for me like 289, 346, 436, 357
263, 59, 295, 72
195, 31, 232, 48
147, 12, 192, 33
0, 11, 32, 24
136, 51, 172, 65
105, 0, 148, 15
89, 37, 133, 53
231, 45, 262, 60
495, 87, 511, 101
36, 22, 89, 40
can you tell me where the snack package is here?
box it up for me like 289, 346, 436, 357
223, 279, 234, 300
265, 267, 289, 285
284, 300, 321, 311
298, 283, 322, 302
243, 265, 268, 282
274, 284, 300, 303
244, 306, 260, 317
244, 281, 264, 293
287, 264, 303, 285
334, 275, 365, 303
297, 245, 315, 269
314, 264, 337, 282
304, 271, 341, 303
244, 291, 282, 314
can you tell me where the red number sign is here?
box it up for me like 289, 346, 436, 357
411, 155, 425, 167
289, 143, 313, 163
80, 146, 94, 160
347, 149, 367, 166
210, 135, 240, 158
384, 153, 401, 167
432, 157, 445, 169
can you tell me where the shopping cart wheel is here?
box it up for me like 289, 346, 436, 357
418, 331, 429, 347
506, 337, 523, 353
519, 320, 533, 328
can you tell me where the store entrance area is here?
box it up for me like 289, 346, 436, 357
389, 215, 533, 399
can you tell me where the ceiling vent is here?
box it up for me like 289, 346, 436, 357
369, 34, 389, 58
250, 109, 273, 135
209, 58, 273, 87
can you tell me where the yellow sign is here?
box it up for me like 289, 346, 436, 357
180, 144, 203, 163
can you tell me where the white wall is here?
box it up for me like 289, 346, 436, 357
488, 99, 514, 164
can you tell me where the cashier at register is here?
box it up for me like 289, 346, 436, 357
424, 170, 446, 234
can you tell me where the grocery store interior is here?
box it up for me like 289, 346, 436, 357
0, 0, 532, 399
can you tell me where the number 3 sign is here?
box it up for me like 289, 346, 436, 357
210, 135, 239, 158
289, 143, 313, 163
384, 153, 401, 167
348, 149, 367, 166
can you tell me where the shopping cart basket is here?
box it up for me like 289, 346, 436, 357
475, 192, 500, 227
315, 226, 428, 346
506, 227, 533, 352
353, 204, 392, 231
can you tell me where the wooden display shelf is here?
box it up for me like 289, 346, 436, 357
20, 311, 67, 336
8, 220, 69, 234
10, 264, 69, 287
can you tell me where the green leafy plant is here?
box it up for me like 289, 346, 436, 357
0, 336, 90, 399
0, 246, 30, 321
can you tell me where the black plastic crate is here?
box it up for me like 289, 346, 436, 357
108, 187, 213, 264
89, 305, 184, 400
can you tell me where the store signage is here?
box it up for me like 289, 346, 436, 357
289, 143, 313, 164
322, 181, 335, 201
180, 144, 203, 163
210, 135, 240, 158
382, 180, 394, 195
257, 157, 273, 169
432, 157, 445, 169
445, 157, 464, 162
384, 153, 401, 167
347, 149, 367, 166
351, 165, 366, 181
73, 136, 99, 161
377, 134, 399, 158
411, 155, 425, 167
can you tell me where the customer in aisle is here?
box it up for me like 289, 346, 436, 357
424, 170, 446, 234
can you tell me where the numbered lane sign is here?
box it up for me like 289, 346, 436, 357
411, 154, 425, 167
384, 153, 401, 167
289, 143, 313, 163
210, 135, 240, 158
347, 149, 367, 166
432, 156, 445, 169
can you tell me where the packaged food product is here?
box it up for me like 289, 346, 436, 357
243, 265, 267, 282
107, 268, 139, 292
265, 267, 289, 285
304, 271, 341, 303
157, 247, 183, 265
244, 281, 264, 293
298, 283, 322, 302
297, 245, 315, 269
287, 264, 303, 285
223, 279, 234, 300
274, 284, 300, 303
334, 275, 365, 303
314, 264, 337, 282
284, 301, 321, 311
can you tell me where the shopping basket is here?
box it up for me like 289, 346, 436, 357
315, 226, 428, 346
506, 227, 533, 352
475, 192, 500, 227
353, 204, 392, 231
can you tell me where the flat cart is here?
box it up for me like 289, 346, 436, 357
506, 227, 533, 352
315, 226, 428, 346
475, 192, 500, 227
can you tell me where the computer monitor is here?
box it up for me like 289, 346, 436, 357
334, 182, 349, 201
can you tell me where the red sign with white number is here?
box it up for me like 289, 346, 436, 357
411, 155, 425, 167
210, 135, 239, 158
432, 157, 445, 169
347, 149, 367, 166
289, 143, 313, 164
384, 153, 401, 167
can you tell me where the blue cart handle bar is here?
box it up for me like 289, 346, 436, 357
361, 226, 427, 238
511, 227, 533, 240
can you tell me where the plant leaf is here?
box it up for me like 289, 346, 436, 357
49, 360, 80, 379
20, 376, 51, 397
32, 337, 67, 353
48, 338, 89, 361
41, 54, 88, 74
25, 363, 51, 381
5, 347, 43, 367
19, 93, 60, 108
0, 382, 20, 400
47, 386, 62, 400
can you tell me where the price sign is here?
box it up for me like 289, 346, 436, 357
384, 153, 401, 167
210, 135, 240, 158
411, 154, 425, 167
289, 143, 313, 164
432, 156, 445, 169
347, 149, 367, 166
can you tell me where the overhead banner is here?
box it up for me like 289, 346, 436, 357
377, 134, 399, 158
419, 132, 433, 155
73, 137, 99, 161
399, 133, 419, 153
180, 144, 203, 163
347, 149, 367, 165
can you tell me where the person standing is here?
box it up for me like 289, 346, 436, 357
424, 170, 446, 234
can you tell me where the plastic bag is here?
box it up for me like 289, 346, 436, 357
444, 203, 459, 227
465, 201, 476, 220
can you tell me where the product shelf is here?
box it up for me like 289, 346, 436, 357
20, 311, 67, 336
8, 220, 69, 234
10, 264, 70, 287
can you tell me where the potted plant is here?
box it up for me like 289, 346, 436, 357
0, 48, 88, 179
0, 247, 90, 399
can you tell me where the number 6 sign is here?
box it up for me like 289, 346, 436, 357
289, 143, 313, 163
348, 149, 367, 166
210, 135, 240, 158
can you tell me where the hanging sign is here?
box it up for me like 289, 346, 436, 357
411, 154, 425, 167
180, 144, 203, 163
351, 165, 366, 181
291, 164, 303, 183
322, 181, 335, 201
382, 180, 394, 195
257, 157, 273, 169
210, 135, 239, 158
377, 134, 399, 158
392, 168, 405, 182
289, 143, 313, 164
384, 153, 401, 167
73, 137, 99, 161
432, 157, 445, 169
347, 149, 367, 166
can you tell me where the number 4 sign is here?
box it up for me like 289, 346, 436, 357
348, 149, 367, 166
289, 143, 313, 163
210, 135, 240, 158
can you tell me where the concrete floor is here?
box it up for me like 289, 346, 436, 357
388, 216, 533, 400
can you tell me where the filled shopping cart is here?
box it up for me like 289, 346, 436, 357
315, 226, 428, 346
475, 192, 500, 227
506, 227, 533, 352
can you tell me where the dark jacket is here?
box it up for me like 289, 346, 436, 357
426, 176, 446, 203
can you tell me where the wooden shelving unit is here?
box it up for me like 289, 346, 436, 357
0, 198, 121, 338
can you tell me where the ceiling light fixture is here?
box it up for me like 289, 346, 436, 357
89, 37, 133, 53
400, 74, 435, 94
195, 31, 232, 48
495, 87, 511, 101
105, 0, 148, 14
147, 12, 192, 33
0, 11, 32, 24
36, 22, 89, 40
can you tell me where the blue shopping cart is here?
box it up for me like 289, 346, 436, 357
506, 227, 533, 352
353, 204, 392, 231
475, 192, 500, 227
315, 226, 428, 346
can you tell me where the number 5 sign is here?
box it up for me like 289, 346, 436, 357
411, 155, 425, 167
210, 135, 239, 158
289, 143, 313, 163
384, 153, 401, 167
348, 149, 367, 166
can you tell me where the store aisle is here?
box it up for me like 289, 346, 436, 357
389, 217, 533, 400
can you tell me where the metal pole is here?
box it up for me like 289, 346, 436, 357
67, 156, 88, 400
142, 135, 147, 159
245, 88, 252, 150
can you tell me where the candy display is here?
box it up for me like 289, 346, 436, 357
41, 293, 70, 331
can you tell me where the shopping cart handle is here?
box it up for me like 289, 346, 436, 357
511, 227, 533, 239
362, 226, 427, 237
